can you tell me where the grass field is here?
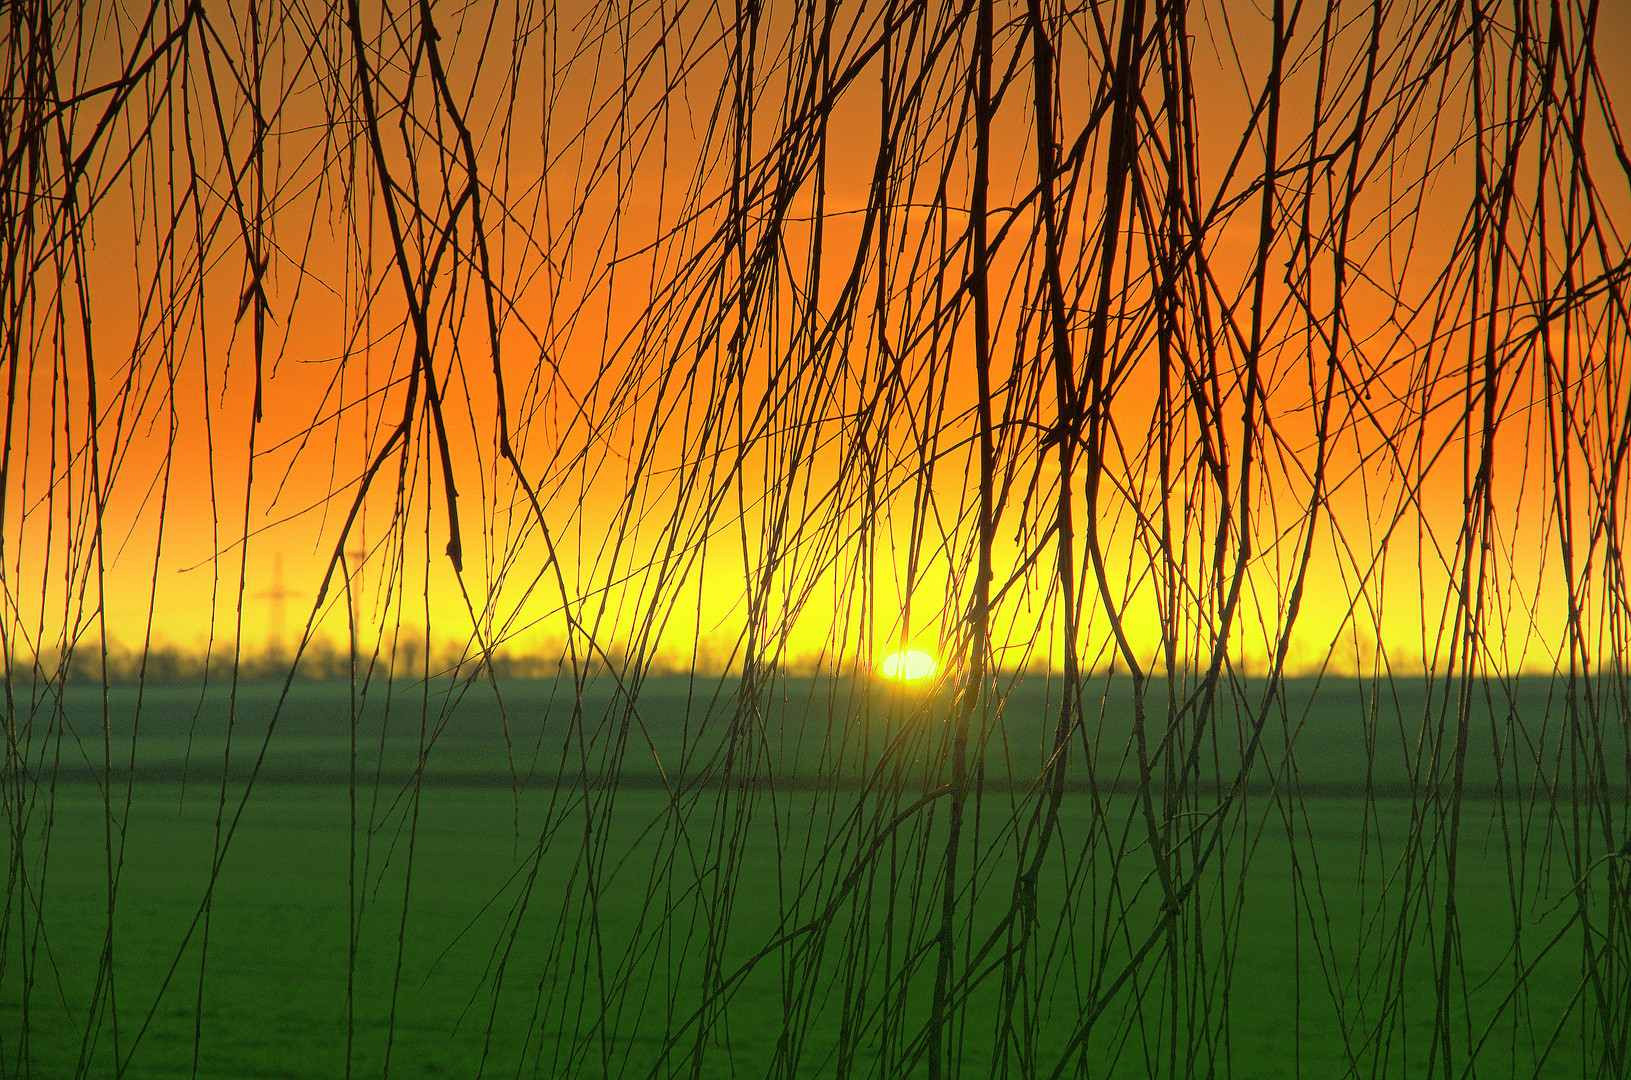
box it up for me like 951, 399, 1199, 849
2, 673, 1626, 1078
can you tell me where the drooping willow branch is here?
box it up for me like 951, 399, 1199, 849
2, 2, 1629, 1079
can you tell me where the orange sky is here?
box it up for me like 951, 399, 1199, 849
7, 0, 1628, 680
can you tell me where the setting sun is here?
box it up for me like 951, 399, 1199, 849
879, 650, 936, 681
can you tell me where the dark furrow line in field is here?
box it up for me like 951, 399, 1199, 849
29, 764, 1622, 802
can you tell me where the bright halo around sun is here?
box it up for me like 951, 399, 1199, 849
880, 649, 937, 682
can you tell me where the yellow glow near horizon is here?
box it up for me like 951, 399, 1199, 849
880, 650, 936, 681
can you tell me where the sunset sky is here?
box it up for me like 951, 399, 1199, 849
7, 0, 1629, 680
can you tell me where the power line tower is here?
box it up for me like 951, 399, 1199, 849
255, 552, 298, 666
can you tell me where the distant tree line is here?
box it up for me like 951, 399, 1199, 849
12, 632, 833, 684
14, 637, 568, 684
16, 636, 1468, 686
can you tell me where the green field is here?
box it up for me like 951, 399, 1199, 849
3, 673, 1626, 1078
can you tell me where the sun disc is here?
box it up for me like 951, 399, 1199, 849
880, 649, 936, 681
